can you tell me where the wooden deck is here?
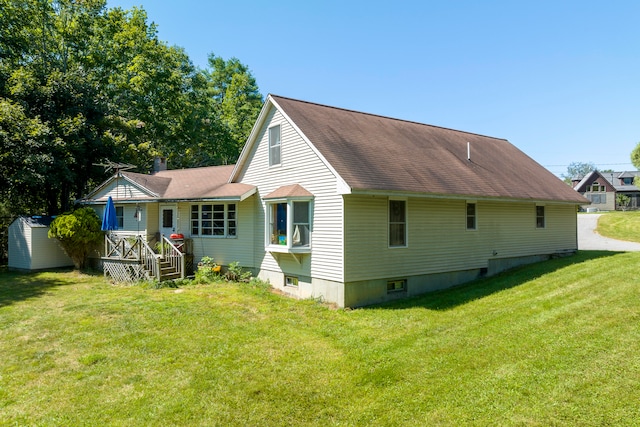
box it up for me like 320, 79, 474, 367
102, 234, 193, 282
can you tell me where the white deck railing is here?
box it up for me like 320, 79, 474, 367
103, 233, 184, 281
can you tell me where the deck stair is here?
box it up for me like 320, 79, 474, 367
102, 234, 187, 283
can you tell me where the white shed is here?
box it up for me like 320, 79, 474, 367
8, 216, 73, 270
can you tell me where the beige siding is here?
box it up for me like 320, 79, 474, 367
238, 108, 345, 284
146, 203, 159, 236
176, 198, 255, 268
581, 190, 615, 211
100, 179, 154, 200
8, 219, 30, 269
344, 195, 577, 282
96, 203, 155, 240
8, 219, 72, 270
31, 226, 73, 269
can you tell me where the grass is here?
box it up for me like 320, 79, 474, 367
596, 210, 640, 242
1, 253, 640, 426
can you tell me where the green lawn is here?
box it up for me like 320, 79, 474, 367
2, 252, 640, 426
596, 211, 640, 243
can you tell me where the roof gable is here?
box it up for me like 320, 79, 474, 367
241, 95, 586, 204
81, 173, 163, 202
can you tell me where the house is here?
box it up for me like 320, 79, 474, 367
8, 216, 73, 271
80, 95, 588, 307
572, 170, 640, 211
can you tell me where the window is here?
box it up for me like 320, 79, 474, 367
269, 125, 281, 166
389, 199, 406, 247
589, 194, 607, 204
190, 203, 236, 237
466, 202, 476, 230
162, 208, 173, 228
116, 206, 124, 229
536, 206, 545, 228
623, 177, 633, 185
267, 200, 311, 249
387, 279, 407, 293
285, 276, 299, 287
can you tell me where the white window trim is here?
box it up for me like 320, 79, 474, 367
265, 198, 313, 253
535, 204, 546, 229
268, 124, 282, 168
388, 198, 408, 248
115, 206, 124, 229
466, 201, 477, 231
190, 203, 238, 238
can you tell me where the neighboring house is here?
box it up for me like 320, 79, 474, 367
572, 170, 640, 211
80, 95, 588, 307
8, 216, 73, 271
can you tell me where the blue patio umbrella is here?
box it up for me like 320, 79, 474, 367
101, 196, 118, 231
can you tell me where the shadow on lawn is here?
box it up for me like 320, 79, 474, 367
0, 267, 77, 307
371, 250, 623, 311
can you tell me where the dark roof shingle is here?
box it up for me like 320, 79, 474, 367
271, 95, 587, 204
123, 165, 255, 200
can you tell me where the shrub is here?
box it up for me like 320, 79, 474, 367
224, 261, 252, 282
194, 256, 220, 283
48, 207, 103, 270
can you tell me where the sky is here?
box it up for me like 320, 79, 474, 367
106, 0, 640, 177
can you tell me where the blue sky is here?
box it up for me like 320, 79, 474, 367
107, 0, 640, 177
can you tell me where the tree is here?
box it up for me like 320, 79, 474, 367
562, 162, 596, 184
616, 193, 631, 211
206, 54, 263, 164
1, 1, 263, 217
48, 207, 103, 269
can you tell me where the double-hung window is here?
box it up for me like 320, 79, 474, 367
466, 202, 477, 230
536, 205, 545, 229
269, 125, 281, 166
116, 206, 124, 229
191, 203, 237, 237
389, 199, 407, 247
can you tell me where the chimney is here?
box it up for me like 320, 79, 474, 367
153, 157, 167, 172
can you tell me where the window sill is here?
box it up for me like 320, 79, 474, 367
266, 245, 311, 254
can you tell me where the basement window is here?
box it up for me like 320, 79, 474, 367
285, 276, 299, 287
387, 279, 407, 293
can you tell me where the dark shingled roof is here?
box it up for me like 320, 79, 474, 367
271, 95, 587, 204
122, 165, 255, 200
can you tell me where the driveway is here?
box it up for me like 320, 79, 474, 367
578, 214, 640, 251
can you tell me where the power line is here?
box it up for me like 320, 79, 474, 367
543, 162, 634, 168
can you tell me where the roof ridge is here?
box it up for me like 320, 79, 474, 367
270, 94, 508, 142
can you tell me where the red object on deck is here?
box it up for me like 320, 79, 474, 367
170, 233, 184, 239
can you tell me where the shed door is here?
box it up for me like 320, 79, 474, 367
159, 205, 177, 237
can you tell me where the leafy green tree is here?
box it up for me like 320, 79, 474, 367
562, 162, 596, 184
48, 207, 103, 269
206, 54, 263, 163
0, 98, 50, 214
0, 1, 263, 217
616, 193, 631, 211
